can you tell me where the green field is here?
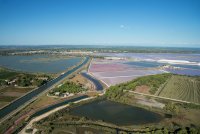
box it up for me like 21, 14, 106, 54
0, 67, 51, 108
0, 67, 18, 80
106, 73, 171, 99
51, 81, 86, 94
0, 96, 17, 102
159, 75, 200, 104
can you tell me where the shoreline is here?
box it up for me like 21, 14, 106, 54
0, 57, 89, 123
19, 96, 94, 134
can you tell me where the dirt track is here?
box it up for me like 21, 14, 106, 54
128, 90, 200, 105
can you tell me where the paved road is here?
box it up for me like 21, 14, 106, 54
8, 95, 90, 134
0, 57, 89, 120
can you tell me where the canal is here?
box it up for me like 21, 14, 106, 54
81, 72, 103, 91
0, 57, 89, 119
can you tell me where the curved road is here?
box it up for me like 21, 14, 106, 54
0, 57, 89, 120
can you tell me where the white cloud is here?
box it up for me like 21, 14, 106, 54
120, 24, 130, 29
120, 25, 125, 28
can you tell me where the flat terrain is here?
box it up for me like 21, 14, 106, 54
159, 75, 200, 103
0, 87, 33, 108
96, 53, 200, 76
0, 92, 66, 133
89, 59, 165, 86
0, 67, 51, 108
0, 70, 18, 80
70, 99, 163, 125
0, 55, 82, 73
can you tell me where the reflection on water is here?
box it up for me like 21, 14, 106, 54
124, 61, 164, 68
70, 99, 163, 125
125, 61, 200, 76
0, 55, 82, 73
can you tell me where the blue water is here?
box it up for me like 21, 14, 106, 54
125, 61, 200, 70
124, 61, 164, 68
97, 53, 200, 63
0, 55, 82, 73
125, 61, 200, 76
0, 57, 89, 119
30, 95, 89, 119
70, 99, 163, 125
81, 73, 103, 91
173, 64, 200, 70
165, 68, 200, 76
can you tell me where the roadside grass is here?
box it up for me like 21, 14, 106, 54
0, 57, 87, 133
0, 86, 33, 107
0, 96, 17, 102
158, 75, 200, 103
0, 93, 65, 134
0, 69, 18, 80
31, 93, 63, 109
34, 98, 200, 134
0, 102, 8, 108
0, 87, 33, 108
0, 86, 33, 93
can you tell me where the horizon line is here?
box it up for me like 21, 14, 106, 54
0, 44, 200, 48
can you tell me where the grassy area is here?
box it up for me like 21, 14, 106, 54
0, 93, 65, 134
0, 67, 52, 87
69, 74, 94, 90
0, 67, 52, 108
0, 86, 33, 93
159, 75, 200, 103
0, 102, 8, 108
51, 81, 86, 94
106, 73, 171, 99
0, 67, 18, 81
107, 73, 200, 104
33, 97, 200, 134
4, 73, 198, 134
0, 96, 17, 102
105, 73, 200, 126
0, 87, 33, 108
0, 58, 87, 133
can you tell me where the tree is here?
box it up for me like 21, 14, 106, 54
177, 128, 188, 134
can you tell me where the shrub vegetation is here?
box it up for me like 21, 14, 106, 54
52, 81, 86, 94
106, 73, 171, 98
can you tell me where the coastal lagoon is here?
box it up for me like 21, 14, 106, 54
96, 53, 200, 63
124, 61, 200, 76
89, 58, 165, 86
70, 99, 163, 125
0, 55, 82, 73
124, 61, 164, 68
96, 53, 200, 76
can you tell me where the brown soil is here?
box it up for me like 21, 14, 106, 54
0, 86, 33, 93
70, 74, 94, 90
1, 92, 24, 97
135, 85, 150, 94
0, 86, 34, 108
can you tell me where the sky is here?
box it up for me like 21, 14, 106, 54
0, 0, 200, 47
